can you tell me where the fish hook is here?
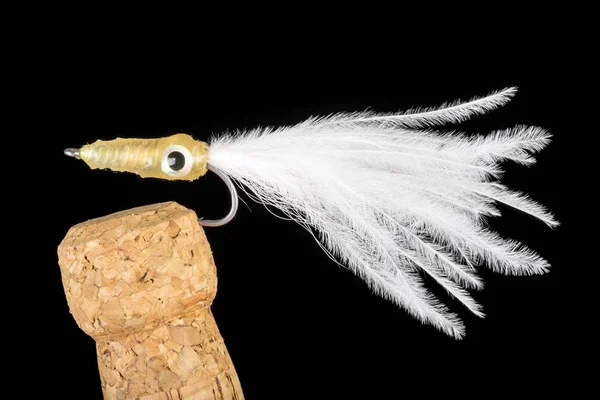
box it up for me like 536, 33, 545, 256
64, 148, 238, 227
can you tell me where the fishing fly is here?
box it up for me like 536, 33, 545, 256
65, 87, 557, 338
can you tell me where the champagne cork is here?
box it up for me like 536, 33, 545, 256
57, 202, 244, 399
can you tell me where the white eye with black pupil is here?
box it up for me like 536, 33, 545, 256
161, 145, 193, 177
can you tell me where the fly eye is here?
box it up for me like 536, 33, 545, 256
161, 145, 193, 177
167, 151, 186, 171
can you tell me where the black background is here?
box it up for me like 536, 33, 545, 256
20, 29, 571, 399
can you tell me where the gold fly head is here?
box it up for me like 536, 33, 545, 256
65, 134, 210, 181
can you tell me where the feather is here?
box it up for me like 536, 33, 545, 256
317, 86, 517, 129
207, 88, 556, 338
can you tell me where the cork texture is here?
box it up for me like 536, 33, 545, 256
57, 202, 243, 399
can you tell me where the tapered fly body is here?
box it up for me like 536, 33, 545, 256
77, 134, 210, 181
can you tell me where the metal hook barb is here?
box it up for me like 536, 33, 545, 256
199, 165, 239, 227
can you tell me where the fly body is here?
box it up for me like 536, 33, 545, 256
79, 134, 209, 181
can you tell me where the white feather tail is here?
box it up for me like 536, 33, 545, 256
207, 88, 557, 338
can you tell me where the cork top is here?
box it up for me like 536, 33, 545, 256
65, 202, 195, 244
57, 202, 218, 338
